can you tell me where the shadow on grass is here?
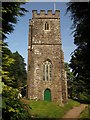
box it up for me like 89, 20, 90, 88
72, 98, 90, 104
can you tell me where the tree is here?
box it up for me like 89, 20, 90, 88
67, 2, 90, 101
1, 3, 30, 119
2, 2, 28, 40
2, 45, 29, 120
2, 44, 15, 87
12, 51, 27, 88
64, 62, 74, 82
2, 48, 27, 88
64, 62, 74, 98
2, 2, 28, 87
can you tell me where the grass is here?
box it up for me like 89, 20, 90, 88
21, 98, 80, 118
80, 105, 90, 119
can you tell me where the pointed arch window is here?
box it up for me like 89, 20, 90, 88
45, 22, 49, 30
43, 60, 52, 81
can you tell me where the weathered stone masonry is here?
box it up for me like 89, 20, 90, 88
27, 10, 68, 104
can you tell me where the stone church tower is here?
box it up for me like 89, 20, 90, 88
27, 10, 68, 104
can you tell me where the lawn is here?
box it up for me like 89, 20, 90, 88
79, 105, 90, 119
21, 98, 80, 118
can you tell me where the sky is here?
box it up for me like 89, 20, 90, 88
6, 2, 76, 68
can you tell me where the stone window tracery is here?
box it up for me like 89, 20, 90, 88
43, 60, 52, 81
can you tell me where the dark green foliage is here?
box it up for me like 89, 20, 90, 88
12, 51, 27, 88
1, 2, 30, 119
2, 44, 15, 87
64, 62, 74, 82
2, 85, 31, 120
2, 2, 28, 39
2, 45, 27, 88
67, 2, 90, 100
64, 62, 74, 98
2, 44, 28, 120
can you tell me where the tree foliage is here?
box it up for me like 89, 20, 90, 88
67, 2, 90, 100
2, 2, 28, 40
1, 2, 30, 120
2, 47, 27, 88
12, 51, 27, 88
64, 62, 74, 98
2, 84, 30, 120
64, 62, 74, 82
2, 43, 15, 87
2, 43, 28, 120
2, 44, 29, 120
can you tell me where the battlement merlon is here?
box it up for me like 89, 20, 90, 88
32, 10, 60, 19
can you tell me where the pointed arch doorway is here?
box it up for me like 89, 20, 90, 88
44, 89, 51, 101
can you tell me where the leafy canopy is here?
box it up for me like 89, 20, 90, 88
67, 2, 90, 100
1, 2, 30, 120
2, 2, 28, 40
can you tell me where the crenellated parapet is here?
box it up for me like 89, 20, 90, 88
32, 10, 60, 19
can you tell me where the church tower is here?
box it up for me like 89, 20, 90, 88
27, 10, 68, 104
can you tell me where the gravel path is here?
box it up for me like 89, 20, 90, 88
62, 104, 87, 119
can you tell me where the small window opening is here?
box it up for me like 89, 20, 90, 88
45, 22, 49, 30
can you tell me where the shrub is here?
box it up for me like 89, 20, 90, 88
2, 85, 31, 120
